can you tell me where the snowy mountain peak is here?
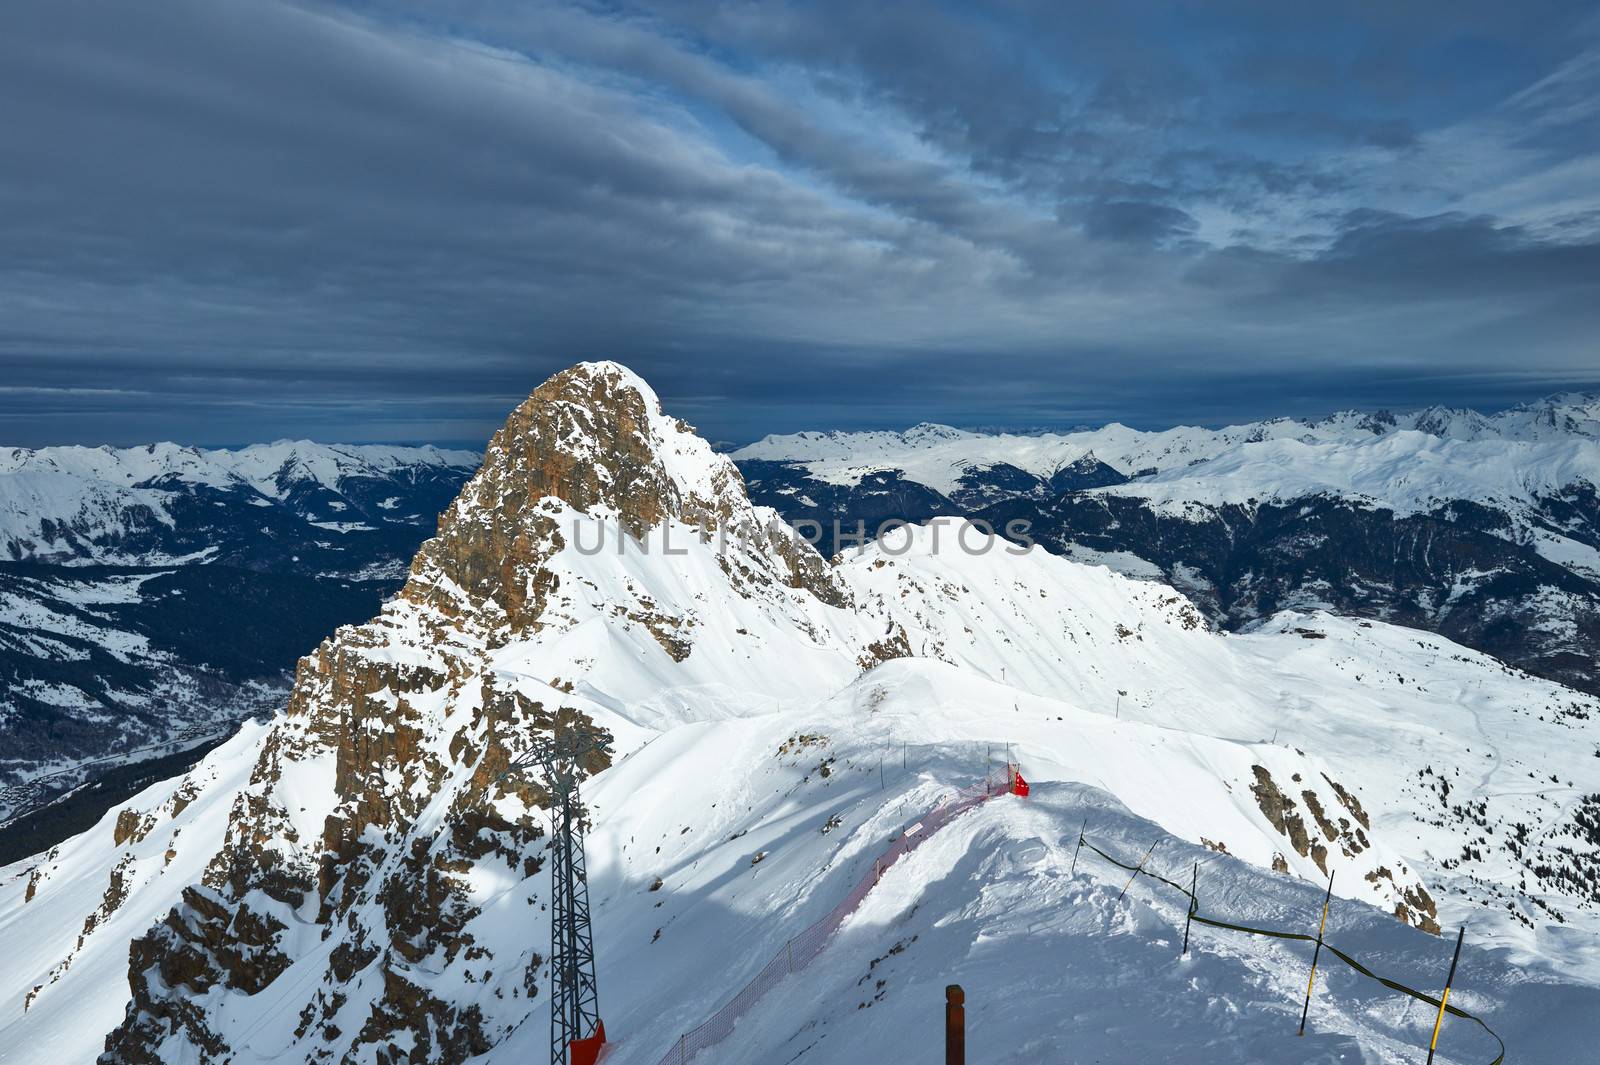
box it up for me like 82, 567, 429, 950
76, 361, 860, 1059
901, 422, 974, 445
732, 390, 1600, 511
407, 360, 842, 627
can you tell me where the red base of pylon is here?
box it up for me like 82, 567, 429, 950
571, 1020, 607, 1065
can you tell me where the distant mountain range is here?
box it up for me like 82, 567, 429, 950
0, 442, 479, 822
7, 393, 1600, 827
1, 440, 480, 572
734, 392, 1600, 696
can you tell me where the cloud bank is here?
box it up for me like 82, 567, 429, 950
3, 0, 1598, 444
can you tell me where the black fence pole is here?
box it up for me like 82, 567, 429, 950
1181, 860, 1198, 957
1070, 819, 1086, 876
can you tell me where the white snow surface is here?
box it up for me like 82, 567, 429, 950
3, 369, 1598, 1063
0, 440, 479, 563
1102, 431, 1600, 518
733, 393, 1600, 516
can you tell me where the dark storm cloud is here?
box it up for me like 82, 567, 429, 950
1, 0, 1598, 447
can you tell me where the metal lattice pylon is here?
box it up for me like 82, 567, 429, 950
502, 722, 610, 1065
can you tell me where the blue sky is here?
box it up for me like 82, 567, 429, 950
3, 0, 1599, 446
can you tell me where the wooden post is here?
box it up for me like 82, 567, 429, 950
1297, 870, 1336, 1036
1180, 860, 1198, 957
1426, 927, 1467, 1065
1070, 818, 1087, 876
945, 984, 965, 1065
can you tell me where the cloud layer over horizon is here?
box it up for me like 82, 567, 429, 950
4, 0, 1599, 446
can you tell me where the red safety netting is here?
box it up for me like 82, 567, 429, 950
653, 764, 1017, 1065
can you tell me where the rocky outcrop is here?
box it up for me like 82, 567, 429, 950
1249, 764, 1437, 931
101, 362, 850, 1063
102, 886, 274, 1064
408, 362, 843, 629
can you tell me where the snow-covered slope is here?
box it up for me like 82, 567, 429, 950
733, 393, 1600, 513
0, 441, 480, 828
0, 440, 479, 568
734, 393, 1600, 700
0, 564, 385, 824
1099, 431, 1600, 519
0, 566, 267, 813
0, 723, 272, 1044
2, 364, 1597, 1064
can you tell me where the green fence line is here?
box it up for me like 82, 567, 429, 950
1076, 835, 1506, 1065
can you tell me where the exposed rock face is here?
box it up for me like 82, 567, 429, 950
101, 362, 849, 1063
410, 364, 844, 630
1249, 764, 1437, 931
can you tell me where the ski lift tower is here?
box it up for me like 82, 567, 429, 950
503, 722, 612, 1065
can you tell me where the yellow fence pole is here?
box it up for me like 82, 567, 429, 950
1427, 927, 1467, 1064
1297, 869, 1336, 1036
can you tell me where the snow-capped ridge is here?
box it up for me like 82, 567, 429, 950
406, 359, 843, 627
732, 391, 1600, 511
0, 438, 481, 565
1098, 430, 1600, 518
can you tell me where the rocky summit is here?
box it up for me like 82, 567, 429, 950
98, 362, 859, 1063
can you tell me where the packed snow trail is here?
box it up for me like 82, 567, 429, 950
572, 736, 1581, 1065
637, 759, 1505, 1065
653, 765, 1016, 1065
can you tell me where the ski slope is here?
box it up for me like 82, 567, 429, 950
9, 681, 1590, 1063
